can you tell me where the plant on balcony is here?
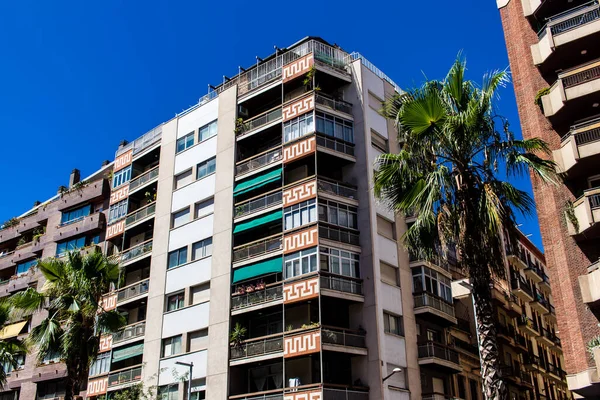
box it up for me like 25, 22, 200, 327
534, 87, 550, 110
564, 200, 579, 234
32, 226, 45, 242
303, 66, 321, 92
16, 237, 28, 247
0, 303, 27, 386
374, 56, 557, 400
234, 118, 246, 134
7, 251, 126, 400
1, 217, 19, 229
71, 180, 89, 193
58, 185, 68, 196
300, 321, 320, 330
230, 322, 247, 348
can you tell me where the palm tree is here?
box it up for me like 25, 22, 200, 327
374, 58, 556, 400
9, 251, 126, 399
0, 303, 27, 387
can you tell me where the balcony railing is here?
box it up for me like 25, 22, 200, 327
320, 273, 363, 296
511, 275, 533, 298
238, 108, 282, 136
497, 324, 516, 338
113, 321, 146, 344
233, 235, 283, 263
321, 326, 366, 348
108, 365, 143, 387
413, 292, 455, 318
120, 240, 153, 263
117, 279, 149, 302
231, 284, 283, 310
235, 190, 283, 219
230, 333, 284, 360
316, 135, 355, 157
515, 333, 528, 348
315, 93, 352, 115
116, 125, 162, 157
129, 166, 159, 192
418, 342, 459, 364
533, 292, 550, 310
323, 387, 369, 400
539, 1, 600, 38
519, 315, 539, 332
318, 225, 359, 246
562, 59, 600, 89
317, 178, 358, 200
125, 202, 156, 226
567, 117, 600, 146
236, 148, 283, 177
521, 369, 533, 383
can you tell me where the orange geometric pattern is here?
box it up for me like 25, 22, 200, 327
110, 185, 129, 205
283, 180, 316, 207
283, 136, 316, 164
106, 220, 125, 240
99, 334, 113, 353
284, 390, 322, 400
283, 95, 314, 122
284, 330, 321, 358
114, 149, 133, 172
282, 54, 314, 83
87, 376, 109, 396
283, 227, 318, 254
283, 277, 319, 304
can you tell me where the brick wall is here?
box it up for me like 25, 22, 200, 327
498, 0, 600, 374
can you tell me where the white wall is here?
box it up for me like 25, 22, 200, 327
174, 136, 218, 175
162, 301, 210, 338
168, 214, 214, 251
158, 350, 208, 385
165, 257, 212, 294
171, 175, 216, 212
378, 235, 399, 267
384, 334, 408, 367
177, 100, 219, 139
380, 282, 403, 316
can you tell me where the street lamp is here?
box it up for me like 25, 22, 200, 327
175, 361, 194, 400
382, 367, 402, 383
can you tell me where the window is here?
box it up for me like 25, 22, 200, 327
284, 199, 317, 230
199, 120, 218, 142
457, 376, 466, 399
469, 379, 480, 400
61, 204, 91, 225
191, 283, 210, 305
188, 328, 209, 352
196, 157, 216, 180
427, 329, 441, 342
383, 312, 404, 336
112, 166, 132, 188
16, 259, 37, 275
316, 111, 353, 143
284, 112, 314, 143
176, 132, 195, 153
371, 130, 389, 152
195, 198, 214, 219
0, 391, 18, 400
37, 380, 65, 400
158, 385, 179, 400
318, 199, 357, 229
412, 266, 453, 303
89, 352, 110, 376
168, 247, 188, 269
377, 215, 396, 240
174, 169, 193, 190
1, 354, 24, 374
172, 208, 190, 229
190, 391, 206, 400
380, 261, 399, 286
166, 292, 185, 312
162, 336, 182, 357
108, 199, 128, 224
284, 247, 318, 279
320, 247, 359, 278
41, 350, 61, 364
192, 238, 213, 260
56, 236, 86, 256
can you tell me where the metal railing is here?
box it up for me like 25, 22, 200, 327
454, 338, 478, 355
322, 387, 369, 400
320, 273, 363, 296
345, 53, 402, 93
571, 117, 600, 145
562, 61, 600, 89
520, 369, 533, 383
117, 279, 149, 302
125, 203, 156, 226
230, 334, 284, 360
113, 321, 146, 344
231, 285, 283, 310
322, 327, 366, 348
540, 1, 600, 37
108, 365, 143, 387
238, 108, 282, 135
316, 135, 355, 157
120, 240, 153, 263
497, 324, 516, 338
533, 292, 550, 310
519, 315, 539, 332
317, 178, 358, 200
235, 191, 283, 219
233, 235, 283, 263
116, 124, 162, 157
511, 275, 533, 298
515, 333, 528, 348
413, 292, 455, 318
315, 93, 352, 115
236, 148, 283, 176
318, 226, 359, 246
129, 166, 159, 192
418, 342, 459, 364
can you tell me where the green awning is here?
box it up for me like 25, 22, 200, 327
232, 257, 282, 284
234, 168, 282, 196
112, 343, 144, 362
234, 210, 282, 234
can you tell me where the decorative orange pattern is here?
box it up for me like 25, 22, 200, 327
283, 136, 316, 164
106, 220, 125, 240
87, 376, 109, 396
283, 180, 316, 207
284, 330, 321, 358
283, 227, 318, 254
282, 95, 314, 122
282, 54, 314, 83
110, 185, 129, 205
284, 277, 319, 304
98, 334, 113, 353
114, 149, 133, 172
99, 293, 117, 312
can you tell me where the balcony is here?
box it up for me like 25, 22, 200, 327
56, 178, 108, 211
116, 278, 149, 305
524, 353, 544, 370
505, 293, 523, 318
511, 275, 534, 302
531, 291, 550, 313
318, 225, 359, 247
231, 283, 283, 314
117, 125, 162, 157
546, 363, 564, 380
514, 333, 529, 353
506, 246, 528, 270
314, 93, 352, 116
520, 369, 534, 388
541, 59, 600, 121
539, 271, 551, 293
320, 273, 364, 300
518, 315, 540, 336
316, 178, 358, 203
417, 342, 461, 373
236, 148, 283, 178
233, 234, 283, 264
107, 365, 142, 389
580, 259, 600, 307
237, 107, 283, 140
538, 328, 555, 347
497, 324, 516, 344
322, 387, 369, 400
129, 166, 159, 194
52, 212, 105, 241
316, 134, 355, 160
524, 262, 544, 283
413, 292, 457, 326
500, 365, 521, 385
321, 326, 367, 355
566, 188, 600, 237
234, 190, 283, 221
119, 239, 153, 266
554, 118, 600, 175
112, 321, 146, 346
532, 2, 600, 67
229, 333, 284, 365
125, 202, 156, 229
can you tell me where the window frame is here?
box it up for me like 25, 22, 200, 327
112, 166, 132, 189
198, 120, 218, 142
283, 112, 315, 143
176, 132, 195, 154
284, 247, 318, 279
383, 312, 404, 336
318, 199, 358, 230
162, 335, 183, 358
284, 199, 317, 231
167, 247, 188, 269
315, 111, 353, 143
61, 204, 91, 225
196, 157, 216, 180
171, 207, 191, 229
194, 198, 215, 219
192, 238, 213, 260
166, 292, 185, 312
174, 169, 194, 190
108, 199, 128, 224
411, 266, 452, 303
319, 246, 359, 278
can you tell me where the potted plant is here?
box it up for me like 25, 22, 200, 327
229, 323, 247, 348
245, 284, 255, 293
255, 281, 265, 291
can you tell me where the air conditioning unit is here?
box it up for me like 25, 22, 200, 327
237, 105, 249, 118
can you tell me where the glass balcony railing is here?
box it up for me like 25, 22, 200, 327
129, 166, 159, 192
316, 178, 358, 200
237, 108, 282, 136
321, 326, 366, 348
320, 273, 363, 296
108, 365, 143, 387
316, 134, 355, 157
418, 342, 459, 364
125, 202, 156, 226
116, 126, 162, 157
323, 388, 369, 400
117, 279, 149, 303
318, 225, 359, 246
230, 333, 284, 360
231, 284, 283, 310
236, 148, 282, 177
120, 240, 153, 263
314, 93, 352, 115
233, 235, 283, 263
234, 191, 283, 219
413, 292, 455, 318
113, 321, 146, 344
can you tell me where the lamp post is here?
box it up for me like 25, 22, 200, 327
175, 361, 194, 400
382, 367, 402, 383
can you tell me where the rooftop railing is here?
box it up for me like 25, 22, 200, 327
233, 234, 283, 263
230, 333, 284, 360
238, 108, 282, 136
117, 278, 149, 303
345, 53, 402, 93
113, 320, 146, 344
315, 135, 355, 157
231, 284, 283, 310
316, 178, 358, 200
116, 124, 162, 157
125, 202, 156, 226
321, 326, 366, 348
320, 273, 363, 296
318, 225, 359, 246
314, 93, 352, 115
236, 148, 282, 177
418, 342, 459, 364
120, 240, 153, 264
413, 292, 455, 318
108, 365, 143, 387
129, 166, 159, 192
234, 190, 283, 219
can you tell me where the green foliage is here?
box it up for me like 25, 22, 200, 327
229, 322, 247, 347
71, 180, 89, 193
588, 334, 600, 356
16, 237, 28, 247
534, 87, 550, 108
0, 303, 27, 386
33, 226, 46, 242
300, 321, 320, 329
234, 118, 247, 134
1, 218, 19, 229
564, 200, 579, 234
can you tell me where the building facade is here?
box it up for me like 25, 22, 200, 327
497, 0, 600, 397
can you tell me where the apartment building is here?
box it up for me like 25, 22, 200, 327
497, 0, 600, 397
0, 166, 113, 400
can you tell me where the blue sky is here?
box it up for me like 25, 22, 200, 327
0, 0, 544, 249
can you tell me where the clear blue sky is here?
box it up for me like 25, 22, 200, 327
0, 0, 545, 249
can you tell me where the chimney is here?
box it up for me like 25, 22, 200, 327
69, 169, 81, 188
33, 200, 41, 207
101, 160, 110, 167
118, 140, 129, 150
